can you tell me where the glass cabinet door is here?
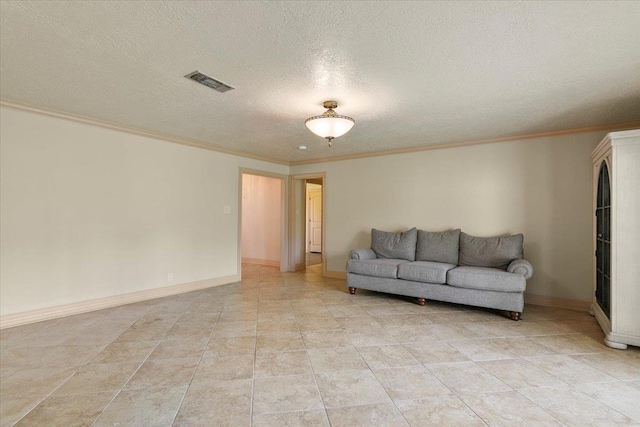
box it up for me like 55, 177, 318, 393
595, 161, 611, 318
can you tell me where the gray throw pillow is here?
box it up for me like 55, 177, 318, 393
370, 228, 417, 261
416, 229, 461, 265
459, 232, 523, 269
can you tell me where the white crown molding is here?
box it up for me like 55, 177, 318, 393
3, 97, 638, 168
0, 274, 240, 329
291, 120, 640, 166
0, 98, 289, 166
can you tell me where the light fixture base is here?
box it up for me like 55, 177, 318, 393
323, 101, 338, 109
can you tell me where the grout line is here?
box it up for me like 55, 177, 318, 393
88, 297, 191, 426
167, 291, 223, 426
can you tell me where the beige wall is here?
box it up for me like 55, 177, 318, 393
291, 132, 605, 302
0, 106, 287, 316
241, 174, 282, 264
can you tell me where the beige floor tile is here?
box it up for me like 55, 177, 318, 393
327, 402, 409, 427
308, 347, 368, 372
346, 326, 399, 346
427, 362, 512, 395
429, 324, 481, 341
256, 331, 306, 353
93, 386, 186, 427
449, 339, 519, 361
488, 337, 559, 357
163, 323, 213, 341
520, 385, 636, 426
148, 339, 207, 360
403, 341, 469, 364
204, 336, 256, 357
525, 355, 617, 385
358, 345, 421, 369
178, 311, 221, 324
326, 304, 368, 317
296, 315, 341, 332
257, 319, 300, 333
53, 362, 139, 396
0, 397, 41, 427
534, 334, 608, 355
91, 340, 158, 364
253, 373, 324, 415
382, 324, 440, 343
253, 410, 330, 427
255, 350, 311, 377
212, 320, 257, 338
576, 381, 640, 422
192, 354, 254, 382
462, 321, 528, 338
397, 395, 487, 427
0, 366, 76, 401
14, 391, 113, 427
373, 365, 451, 400
124, 357, 199, 389
302, 330, 352, 349
373, 314, 434, 328
2, 344, 101, 370
174, 379, 252, 425
335, 315, 383, 329
478, 358, 567, 389
571, 352, 640, 381
460, 391, 562, 426
315, 369, 391, 408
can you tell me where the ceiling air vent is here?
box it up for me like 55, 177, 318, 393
184, 71, 235, 93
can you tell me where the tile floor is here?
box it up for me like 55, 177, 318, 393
1, 264, 640, 426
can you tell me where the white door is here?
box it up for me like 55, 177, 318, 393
308, 189, 322, 253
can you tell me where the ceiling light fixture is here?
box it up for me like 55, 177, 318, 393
305, 101, 355, 147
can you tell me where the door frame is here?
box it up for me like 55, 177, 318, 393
306, 183, 323, 253
288, 172, 326, 274
238, 168, 289, 276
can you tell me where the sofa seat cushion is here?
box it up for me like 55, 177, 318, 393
447, 266, 526, 293
347, 259, 409, 279
397, 261, 456, 284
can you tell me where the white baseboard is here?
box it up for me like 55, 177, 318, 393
325, 270, 347, 279
0, 274, 240, 329
242, 258, 280, 267
524, 293, 591, 312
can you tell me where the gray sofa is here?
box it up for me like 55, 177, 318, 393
347, 228, 533, 320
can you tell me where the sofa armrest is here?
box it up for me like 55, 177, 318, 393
507, 259, 533, 280
349, 249, 377, 260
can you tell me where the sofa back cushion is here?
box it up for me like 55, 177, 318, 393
459, 232, 523, 269
371, 228, 417, 261
416, 229, 460, 265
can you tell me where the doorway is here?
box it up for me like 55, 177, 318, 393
306, 179, 323, 266
239, 170, 287, 276
288, 173, 325, 273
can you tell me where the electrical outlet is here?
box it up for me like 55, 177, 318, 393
168, 273, 173, 282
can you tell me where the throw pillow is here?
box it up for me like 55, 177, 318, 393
459, 232, 523, 269
416, 229, 461, 265
370, 228, 417, 261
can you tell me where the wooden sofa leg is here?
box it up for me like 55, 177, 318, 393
417, 298, 426, 306
509, 311, 521, 321
348, 287, 357, 295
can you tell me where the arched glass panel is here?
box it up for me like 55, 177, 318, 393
595, 161, 611, 317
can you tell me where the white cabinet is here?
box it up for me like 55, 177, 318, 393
591, 130, 640, 349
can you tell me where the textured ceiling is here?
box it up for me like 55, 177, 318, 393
1, 1, 640, 164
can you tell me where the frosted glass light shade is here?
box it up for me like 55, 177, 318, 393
305, 114, 355, 139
